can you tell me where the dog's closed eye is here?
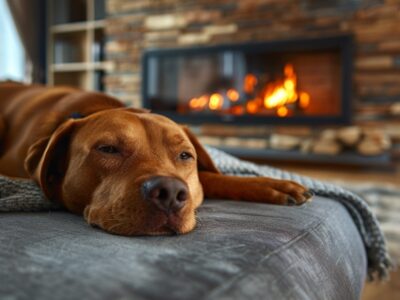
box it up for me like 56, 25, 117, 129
96, 145, 120, 154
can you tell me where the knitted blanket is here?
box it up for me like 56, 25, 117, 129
0, 146, 392, 280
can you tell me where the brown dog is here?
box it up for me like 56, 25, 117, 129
0, 81, 312, 235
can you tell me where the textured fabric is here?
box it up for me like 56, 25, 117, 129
205, 147, 392, 280
330, 180, 400, 264
0, 176, 60, 212
0, 198, 366, 300
0, 146, 391, 279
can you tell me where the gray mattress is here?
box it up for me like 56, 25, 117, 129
0, 196, 366, 300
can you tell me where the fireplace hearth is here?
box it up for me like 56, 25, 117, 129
142, 35, 353, 125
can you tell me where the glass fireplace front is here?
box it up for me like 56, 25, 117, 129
142, 35, 352, 125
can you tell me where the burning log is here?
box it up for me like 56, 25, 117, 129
186, 63, 311, 117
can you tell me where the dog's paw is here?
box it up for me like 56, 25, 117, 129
285, 190, 314, 206
270, 179, 314, 206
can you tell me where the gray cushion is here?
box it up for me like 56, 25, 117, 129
0, 197, 366, 300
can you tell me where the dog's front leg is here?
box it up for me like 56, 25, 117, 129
199, 171, 313, 206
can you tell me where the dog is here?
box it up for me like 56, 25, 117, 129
0, 81, 312, 235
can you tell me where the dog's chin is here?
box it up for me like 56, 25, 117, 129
143, 215, 197, 236
145, 225, 180, 236
89, 213, 196, 236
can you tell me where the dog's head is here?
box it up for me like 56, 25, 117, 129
25, 108, 219, 235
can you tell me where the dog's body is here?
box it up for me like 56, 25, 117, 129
0, 81, 311, 235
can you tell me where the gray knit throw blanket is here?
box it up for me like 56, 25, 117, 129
0, 146, 392, 280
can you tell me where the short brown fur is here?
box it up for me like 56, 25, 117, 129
0, 82, 311, 235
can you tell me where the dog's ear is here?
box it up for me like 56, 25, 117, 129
25, 119, 77, 200
182, 126, 220, 174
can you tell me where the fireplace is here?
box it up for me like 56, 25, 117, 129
142, 35, 353, 125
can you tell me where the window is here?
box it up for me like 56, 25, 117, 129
0, 0, 25, 81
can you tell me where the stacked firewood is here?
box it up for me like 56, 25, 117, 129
265, 126, 392, 156
199, 125, 395, 157
304, 126, 391, 156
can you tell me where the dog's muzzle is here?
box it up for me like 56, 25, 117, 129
141, 176, 188, 214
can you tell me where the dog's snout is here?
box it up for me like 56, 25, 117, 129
142, 176, 188, 213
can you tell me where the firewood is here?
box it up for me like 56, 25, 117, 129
337, 126, 362, 146
242, 138, 268, 149
354, 120, 400, 142
198, 136, 223, 147
312, 139, 342, 155
300, 139, 314, 153
357, 138, 385, 156
363, 129, 392, 150
223, 137, 245, 148
357, 129, 391, 156
269, 134, 301, 151
319, 129, 337, 141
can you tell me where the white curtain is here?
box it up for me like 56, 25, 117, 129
0, 0, 25, 81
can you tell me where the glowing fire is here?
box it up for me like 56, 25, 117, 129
209, 93, 224, 110
244, 74, 258, 94
263, 64, 305, 113
299, 92, 310, 108
189, 95, 208, 110
187, 63, 310, 117
227, 89, 239, 102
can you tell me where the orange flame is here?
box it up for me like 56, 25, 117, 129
227, 89, 239, 102
209, 93, 224, 110
231, 105, 244, 115
263, 63, 300, 109
277, 106, 289, 117
244, 74, 257, 94
186, 63, 311, 117
299, 92, 310, 108
246, 99, 259, 114
189, 98, 198, 109
189, 95, 208, 110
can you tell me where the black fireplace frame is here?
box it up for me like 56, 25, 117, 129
142, 35, 353, 125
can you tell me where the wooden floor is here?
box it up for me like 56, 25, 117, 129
362, 271, 400, 300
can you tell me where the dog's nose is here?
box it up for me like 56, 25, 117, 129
141, 176, 188, 213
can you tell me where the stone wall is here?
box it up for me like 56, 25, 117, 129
104, 0, 400, 119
